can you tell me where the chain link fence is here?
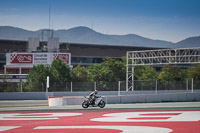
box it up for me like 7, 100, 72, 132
132, 80, 200, 94
0, 80, 199, 93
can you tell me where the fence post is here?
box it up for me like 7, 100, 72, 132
155, 80, 157, 94
46, 76, 49, 92
118, 81, 121, 96
191, 78, 194, 93
94, 82, 96, 90
71, 82, 73, 92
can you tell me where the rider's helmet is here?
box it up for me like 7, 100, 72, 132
94, 90, 98, 94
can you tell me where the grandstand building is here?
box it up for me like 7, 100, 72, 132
0, 38, 160, 74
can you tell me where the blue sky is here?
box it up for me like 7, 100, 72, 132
0, 0, 200, 42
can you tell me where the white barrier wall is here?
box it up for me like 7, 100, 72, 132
0, 92, 199, 106
48, 92, 200, 107
48, 96, 84, 106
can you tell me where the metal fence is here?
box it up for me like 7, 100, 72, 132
133, 80, 200, 94
0, 80, 199, 93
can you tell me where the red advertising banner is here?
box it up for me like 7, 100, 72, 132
53, 54, 70, 64
10, 54, 33, 64
6, 53, 71, 65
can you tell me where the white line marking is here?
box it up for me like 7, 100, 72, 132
34, 126, 172, 133
0, 126, 21, 131
91, 111, 200, 122
0, 113, 82, 120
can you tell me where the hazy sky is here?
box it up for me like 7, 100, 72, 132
0, 0, 200, 42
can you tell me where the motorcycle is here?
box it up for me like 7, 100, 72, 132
82, 96, 106, 108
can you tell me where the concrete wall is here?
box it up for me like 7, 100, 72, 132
48, 92, 200, 106
0, 91, 127, 100
0, 92, 200, 106
0, 92, 53, 100
105, 93, 200, 104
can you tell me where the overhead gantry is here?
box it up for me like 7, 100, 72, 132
126, 47, 200, 91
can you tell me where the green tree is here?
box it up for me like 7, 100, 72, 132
187, 64, 200, 80
94, 58, 126, 82
85, 58, 126, 82
26, 64, 49, 91
133, 66, 158, 91
158, 65, 183, 81
87, 64, 102, 82
49, 60, 71, 91
86, 58, 126, 91
26, 60, 71, 92
180, 69, 187, 81
50, 59, 71, 83
106, 58, 126, 81
71, 65, 90, 82
135, 66, 158, 80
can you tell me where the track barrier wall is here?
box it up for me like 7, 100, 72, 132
48, 92, 200, 106
0, 91, 199, 106
0, 80, 199, 105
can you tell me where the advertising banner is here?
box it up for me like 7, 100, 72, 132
6, 53, 71, 65
53, 53, 70, 64
33, 53, 50, 65
9, 53, 33, 64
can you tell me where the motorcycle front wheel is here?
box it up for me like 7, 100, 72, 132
98, 100, 105, 108
82, 101, 89, 108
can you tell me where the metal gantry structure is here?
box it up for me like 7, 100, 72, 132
126, 47, 200, 91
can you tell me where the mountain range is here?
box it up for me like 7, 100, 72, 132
0, 26, 199, 48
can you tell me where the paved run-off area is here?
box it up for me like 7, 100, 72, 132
0, 109, 200, 132
0, 101, 200, 133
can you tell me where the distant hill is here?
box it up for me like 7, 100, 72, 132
0, 26, 183, 48
175, 36, 200, 48
0, 26, 37, 40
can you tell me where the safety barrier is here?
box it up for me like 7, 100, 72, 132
48, 92, 200, 106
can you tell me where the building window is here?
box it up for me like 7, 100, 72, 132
71, 57, 104, 65
0, 54, 6, 61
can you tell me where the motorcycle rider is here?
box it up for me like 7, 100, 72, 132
89, 90, 98, 104
82, 89, 105, 108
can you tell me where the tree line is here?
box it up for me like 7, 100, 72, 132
1, 58, 200, 92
